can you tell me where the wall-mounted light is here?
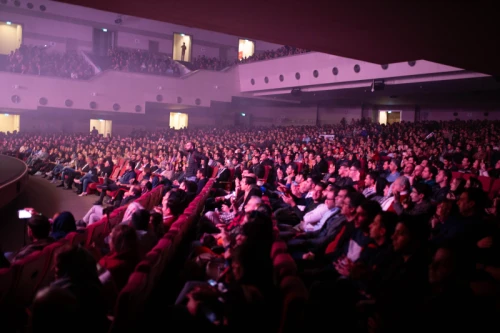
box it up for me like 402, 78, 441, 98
98, 119, 103, 122
102, 28, 107, 32
6, 21, 12, 25
4, 114, 10, 116
180, 33, 185, 36
241, 113, 246, 117
177, 112, 181, 115
388, 111, 392, 114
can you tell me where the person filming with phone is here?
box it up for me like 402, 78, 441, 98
6, 209, 54, 263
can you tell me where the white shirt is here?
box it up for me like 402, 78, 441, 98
299, 206, 338, 232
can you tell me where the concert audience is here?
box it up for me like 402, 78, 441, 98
239, 45, 310, 64
5, 45, 94, 79
107, 48, 180, 76
0, 118, 499, 332
5, 44, 310, 79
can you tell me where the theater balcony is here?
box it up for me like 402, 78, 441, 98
238, 52, 489, 96
0, 67, 241, 113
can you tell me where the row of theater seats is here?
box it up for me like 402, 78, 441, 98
110, 178, 216, 331
0, 184, 165, 310
0, 174, 309, 332
451, 172, 500, 199
110, 181, 309, 333
271, 240, 309, 333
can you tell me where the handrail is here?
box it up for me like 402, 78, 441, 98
0, 155, 29, 208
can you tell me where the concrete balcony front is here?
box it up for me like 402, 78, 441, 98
0, 67, 240, 113
238, 52, 485, 94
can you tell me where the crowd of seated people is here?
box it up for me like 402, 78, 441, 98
239, 45, 310, 64
191, 55, 234, 71
5, 44, 95, 79
1, 119, 500, 332
3, 44, 309, 79
107, 48, 180, 76
191, 45, 311, 71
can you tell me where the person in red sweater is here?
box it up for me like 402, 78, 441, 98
99, 224, 139, 291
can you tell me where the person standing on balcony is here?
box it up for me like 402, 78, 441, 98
181, 42, 187, 61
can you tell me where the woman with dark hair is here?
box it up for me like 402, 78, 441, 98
371, 177, 388, 203
98, 224, 139, 292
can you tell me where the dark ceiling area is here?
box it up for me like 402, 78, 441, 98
57, 0, 499, 75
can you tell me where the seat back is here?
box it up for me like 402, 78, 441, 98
278, 276, 308, 333
0, 268, 15, 304
85, 221, 108, 247
111, 272, 148, 333
37, 241, 68, 289
110, 165, 121, 180
489, 178, 500, 199
477, 176, 493, 193
273, 253, 297, 284
211, 166, 219, 178
461, 173, 472, 181
66, 231, 87, 247
12, 251, 49, 306
271, 241, 288, 259
109, 207, 127, 227
135, 193, 151, 210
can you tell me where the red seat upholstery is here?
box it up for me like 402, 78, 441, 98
135, 193, 151, 209
37, 241, 68, 289
461, 173, 472, 181
296, 162, 303, 174
85, 221, 108, 247
489, 179, 500, 199
278, 276, 308, 333
0, 268, 15, 304
273, 253, 297, 283
66, 231, 87, 246
111, 272, 149, 333
271, 241, 288, 259
109, 208, 126, 227
11, 251, 49, 306
87, 177, 104, 194
477, 176, 493, 193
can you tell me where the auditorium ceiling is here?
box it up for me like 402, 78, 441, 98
57, 0, 499, 75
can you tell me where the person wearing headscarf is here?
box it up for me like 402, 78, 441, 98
50, 211, 77, 240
